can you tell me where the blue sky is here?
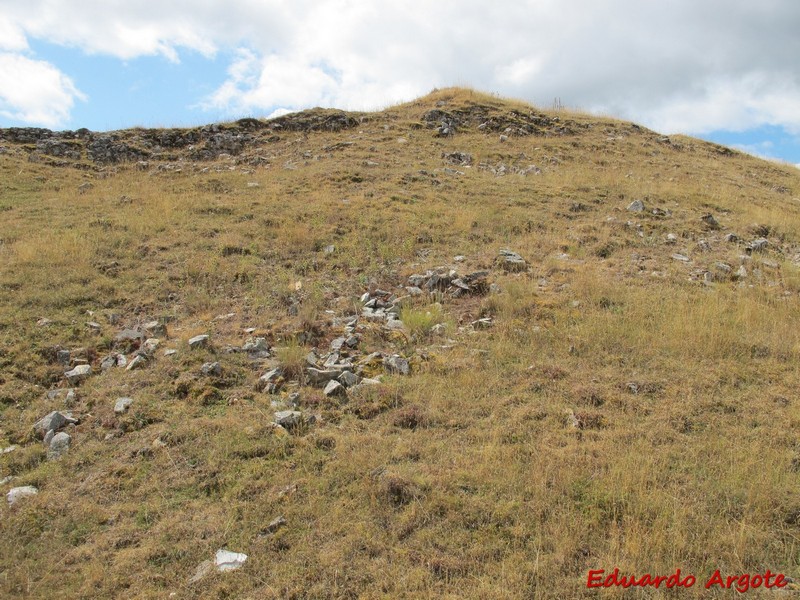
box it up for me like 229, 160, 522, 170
702, 127, 800, 165
1, 1, 799, 167
22, 42, 231, 130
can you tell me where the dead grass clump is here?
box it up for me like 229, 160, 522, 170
391, 404, 430, 430
571, 411, 607, 430
274, 339, 307, 381
382, 474, 423, 508
348, 384, 404, 420
573, 385, 606, 407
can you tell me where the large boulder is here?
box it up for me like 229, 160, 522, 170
64, 364, 91, 384
47, 432, 71, 459
33, 411, 78, 439
497, 249, 527, 272
7, 486, 38, 505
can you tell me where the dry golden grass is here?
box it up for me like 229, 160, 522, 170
1, 87, 800, 598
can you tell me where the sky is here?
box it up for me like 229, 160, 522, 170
1, 1, 799, 167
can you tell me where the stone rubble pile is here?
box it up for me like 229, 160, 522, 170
253, 263, 504, 429
406, 268, 490, 297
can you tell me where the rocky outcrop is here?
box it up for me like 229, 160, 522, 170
0, 106, 368, 167
421, 104, 584, 137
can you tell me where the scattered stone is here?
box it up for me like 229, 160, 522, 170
323, 244, 336, 254
189, 561, 213, 585
627, 199, 645, 212
274, 410, 303, 428
164, 349, 178, 357
201, 361, 222, 376
115, 329, 144, 345
724, 233, 739, 243
701, 213, 720, 229
47, 432, 71, 459
189, 548, 249, 584
497, 249, 527, 272
34, 411, 78, 438
696, 239, 712, 252
442, 151, 473, 166
666, 233, 678, 244
736, 265, 748, 279
142, 321, 167, 337
7, 486, 38, 505
242, 337, 270, 356
142, 338, 160, 354
85, 321, 102, 333
338, 371, 360, 387
671, 253, 690, 263
349, 378, 382, 394
262, 516, 287, 535
1, 445, 18, 455
258, 368, 283, 392
306, 367, 343, 386
305, 351, 321, 368
188, 334, 210, 349
126, 354, 147, 370
323, 353, 344, 368
715, 262, 732, 273
566, 410, 581, 429
114, 397, 133, 414
56, 349, 71, 366
471, 317, 493, 330
499, 134, 508, 143
324, 380, 346, 397
100, 353, 121, 370
746, 238, 768, 254
215, 549, 248, 572
386, 318, 404, 330
383, 355, 410, 376
47, 388, 76, 406
65, 364, 91, 384
37, 318, 53, 327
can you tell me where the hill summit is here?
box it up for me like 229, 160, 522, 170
2, 88, 800, 598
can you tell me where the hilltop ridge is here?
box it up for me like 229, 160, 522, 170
1, 88, 737, 168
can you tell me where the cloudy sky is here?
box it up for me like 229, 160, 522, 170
1, 0, 799, 165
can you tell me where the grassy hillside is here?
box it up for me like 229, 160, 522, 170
2, 88, 800, 598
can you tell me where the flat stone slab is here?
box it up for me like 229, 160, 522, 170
188, 334, 210, 349
7, 486, 38, 505
114, 397, 133, 414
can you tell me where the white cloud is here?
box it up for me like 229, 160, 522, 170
496, 58, 545, 87
2, 0, 800, 137
0, 17, 28, 51
0, 53, 86, 127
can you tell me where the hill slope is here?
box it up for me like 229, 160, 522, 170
2, 88, 800, 598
